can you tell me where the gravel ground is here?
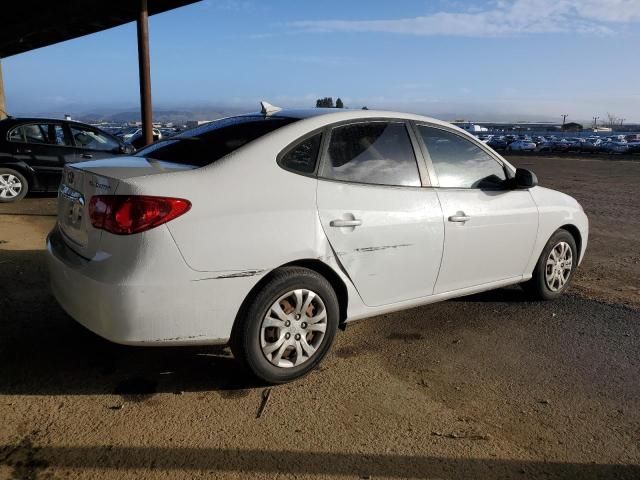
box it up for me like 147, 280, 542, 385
0, 156, 638, 479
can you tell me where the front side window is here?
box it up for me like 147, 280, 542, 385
321, 122, 421, 187
70, 126, 120, 152
136, 116, 298, 167
279, 133, 322, 174
418, 126, 507, 189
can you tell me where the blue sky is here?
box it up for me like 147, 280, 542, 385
4, 0, 640, 121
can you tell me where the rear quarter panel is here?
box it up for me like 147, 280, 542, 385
117, 125, 326, 274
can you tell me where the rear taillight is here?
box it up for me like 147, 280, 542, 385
88, 195, 191, 235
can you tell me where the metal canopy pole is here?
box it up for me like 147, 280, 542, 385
0, 59, 7, 119
137, 0, 153, 146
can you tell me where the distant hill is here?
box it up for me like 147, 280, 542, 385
75, 108, 242, 124
11, 105, 248, 124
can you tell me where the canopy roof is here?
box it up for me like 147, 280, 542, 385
0, 0, 199, 58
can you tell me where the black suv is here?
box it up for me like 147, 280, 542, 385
0, 117, 134, 202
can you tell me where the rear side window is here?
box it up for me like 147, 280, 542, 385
8, 123, 70, 146
321, 122, 421, 187
8, 126, 26, 142
279, 133, 322, 174
136, 116, 298, 167
9, 124, 47, 144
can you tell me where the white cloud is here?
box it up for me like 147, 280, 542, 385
289, 0, 640, 37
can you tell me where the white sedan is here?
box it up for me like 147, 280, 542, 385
48, 105, 588, 383
507, 139, 537, 152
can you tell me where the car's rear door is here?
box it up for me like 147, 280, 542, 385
414, 123, 538, 294
7, 122, 76, 191
316, 120, 444, 307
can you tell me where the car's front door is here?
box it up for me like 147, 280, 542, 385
7, 122, 76, 191
316, 120, 444, 307
414, 124, 538, 294
67, 124, 123, 161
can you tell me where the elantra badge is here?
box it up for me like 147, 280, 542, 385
67, 171, 75, 184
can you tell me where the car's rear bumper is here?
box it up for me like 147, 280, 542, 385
47, 226, 255, 346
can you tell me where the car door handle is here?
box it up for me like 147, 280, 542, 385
448, 212, 471, 223
330, 219, 362, 228
81, 153, 93, 159
17, 148, 32, 154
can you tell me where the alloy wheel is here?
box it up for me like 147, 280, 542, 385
545, 241, 573, 292
0, 174, 22, 199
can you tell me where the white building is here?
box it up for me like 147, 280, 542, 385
452, 122, 489, 133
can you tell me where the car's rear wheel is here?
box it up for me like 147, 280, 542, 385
0, 168, 28, 203
522, 229, 577, 300
232, 266, 339, 384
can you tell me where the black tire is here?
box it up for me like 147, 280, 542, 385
0, 168, 28, 203
522, 229, 577, 300
231, 266, 339, 384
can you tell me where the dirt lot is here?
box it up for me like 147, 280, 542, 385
0, 156, 638, 479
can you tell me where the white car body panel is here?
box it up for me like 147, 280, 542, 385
47, 109, 589, 346
434, 189, 538, 293
317, 180, 444, 306
525, 186, 588, 272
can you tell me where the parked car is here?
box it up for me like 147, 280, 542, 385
578, 139, 600, 153
627, 141, 640, 154
0, 117, 135, 202
506, 139, 537, 152
128, 129, 163, 149
47, 106, 588, 383
537, 139, 571, 153
117, 126, 162, 142
116, 127, 163, 149
487, 137, 508, 150
600, 140, 629, 154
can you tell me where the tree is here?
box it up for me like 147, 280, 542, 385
315, 97, 334, 108
336, 98, 344, 109
562, 122, 583, 132
606, 113, 618, 129
361, 106, 369, 110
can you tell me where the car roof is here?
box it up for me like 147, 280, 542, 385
239, 108, 460, 130
0, 117, 120, 139
0, 117, 96, 129
0, 116, 78, 123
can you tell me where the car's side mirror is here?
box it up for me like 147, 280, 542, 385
513, 168, 538, 188
119, 143, 136, 154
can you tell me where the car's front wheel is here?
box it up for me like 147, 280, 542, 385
232, 266, 339, 384
0, 168, 28, 203
523, 229, 577, 300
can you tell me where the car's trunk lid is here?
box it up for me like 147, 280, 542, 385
57, 157, 196, 258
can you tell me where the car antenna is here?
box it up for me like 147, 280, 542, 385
260, 101, 282, 116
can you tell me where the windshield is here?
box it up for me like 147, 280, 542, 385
134, 115, 298, 167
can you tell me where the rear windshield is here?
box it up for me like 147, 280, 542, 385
134, 115, 298, 167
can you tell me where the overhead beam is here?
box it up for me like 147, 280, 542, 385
137, 0, 153, 146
